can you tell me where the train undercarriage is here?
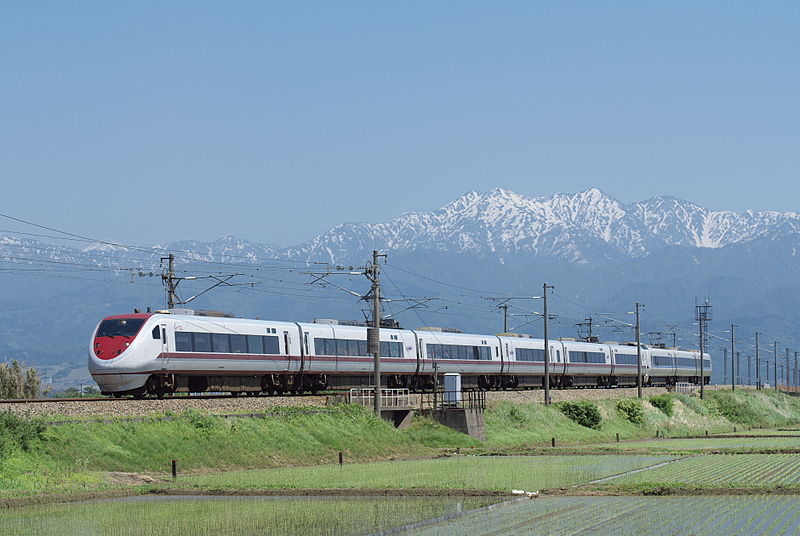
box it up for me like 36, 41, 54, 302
112, 371, 710, 398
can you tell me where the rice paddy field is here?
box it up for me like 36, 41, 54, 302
176, 455, 673, 492
580, 435, 800, 453
607, 453, 800, 488
0, 495, 495, 536
404, 496, 800, 536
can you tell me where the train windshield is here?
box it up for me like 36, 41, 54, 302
97, 318, 146, 338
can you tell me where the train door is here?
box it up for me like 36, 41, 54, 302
160, 323, 168, 371
283, 331, 291, 371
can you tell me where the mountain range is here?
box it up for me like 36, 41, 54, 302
2, 188, 799, 388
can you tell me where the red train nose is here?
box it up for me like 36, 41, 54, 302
93, 315, 149, 360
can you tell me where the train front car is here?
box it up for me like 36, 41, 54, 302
88, 313, 162, 396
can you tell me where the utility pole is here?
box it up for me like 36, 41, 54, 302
484, 297, 542, 333
730, 324, 736, 391
795, 351, 798, 390
366, 250, 387, 417
162, 253, 177, 309
774, 341, 778, 390
695, 301, 712, 400
755, 332, 761, 390
786, 348, 791, 390
723, 347, 728, 387
747, 354, 752, 386
736, 352, 740, 386
635, 302, 643, 399
543, 283, 553, 405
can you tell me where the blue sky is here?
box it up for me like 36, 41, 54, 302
1, 2, 798, 247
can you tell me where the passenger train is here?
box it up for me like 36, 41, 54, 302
89, 309, 711, 397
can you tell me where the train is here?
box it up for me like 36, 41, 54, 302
88, 309, 711, 397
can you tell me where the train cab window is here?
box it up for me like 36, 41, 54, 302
152, 326, 161, 339
212, 334, 229, 353
230, 334, 247, 353
247, 335, 263, 354
193, 333, 211, 352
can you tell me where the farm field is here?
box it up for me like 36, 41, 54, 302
604, 454, 800, 489
577, 435, 800, 453
0, 495, 494, 536
404, 496, 800, 536
175, 455, 673, 492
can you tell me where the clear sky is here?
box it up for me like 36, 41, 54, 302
1, 2, 798, 247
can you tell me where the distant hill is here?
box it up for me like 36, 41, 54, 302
2, 188, 799, 388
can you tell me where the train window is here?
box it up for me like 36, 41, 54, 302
358, 339, 368, 356
345, 339, 359, 356
480, 347, 491, 360
152, 326, 161, 339
516, 348, 544, 362
212, 334, 229, 353
263, 336, 280, 354
247, 335, 263, 354
617, 353, 639, 365
230, 334, 247, 354
335, 339, 349, 356
192, 333, 211, 352
97, 318, 145, 338
175, 332, 191, 351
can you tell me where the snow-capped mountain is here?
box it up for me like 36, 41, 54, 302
286, 188, 800, 263
3, 188, 799, 269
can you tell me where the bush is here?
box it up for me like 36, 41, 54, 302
556, 401, 602, 429
649, 394, 674, 416
0, 410, 47, 458
617, 398, 644, 424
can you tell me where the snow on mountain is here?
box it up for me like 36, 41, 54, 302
2, 189, 799, 268
287, 188, 800, 263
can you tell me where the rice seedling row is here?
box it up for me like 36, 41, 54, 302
613, 454, 800, 486
405, 496, 800, 535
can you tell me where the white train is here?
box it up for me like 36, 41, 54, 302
89, 310, 711, 396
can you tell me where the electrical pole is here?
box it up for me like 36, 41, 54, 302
736, 352, 740, 386
786, 347, 791, 390
636, 302, 643, 399
162, 253, 177, 309
730, 324, 736, 391
774, 341, 778, 390
695, 301, 711, 400
795, 351, 798, 390
723, 347, 727, 386
366, 250, 386, 417
755, 332, 760, 390
543, 283, 553, 405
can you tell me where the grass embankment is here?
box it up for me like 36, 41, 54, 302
0, 405, 439, 499
485, 389, 800, 453
2, 388, 800, 501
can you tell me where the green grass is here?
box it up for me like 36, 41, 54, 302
0, 496, 494, 536
572, 435, 800, 454
608, 454, 800, 488
484, 395, 734, 448
0, 405, 440, 498
405, 496, 800, 535
176, 455, 673, 492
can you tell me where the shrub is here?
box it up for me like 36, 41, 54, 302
180, 409, 218, 431
649, 394, 674, 416
0, 410, 47, 458
556, 401, 602, 429
617, 398, 644, 424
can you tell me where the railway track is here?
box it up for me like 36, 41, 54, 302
0, 392, 331, 404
